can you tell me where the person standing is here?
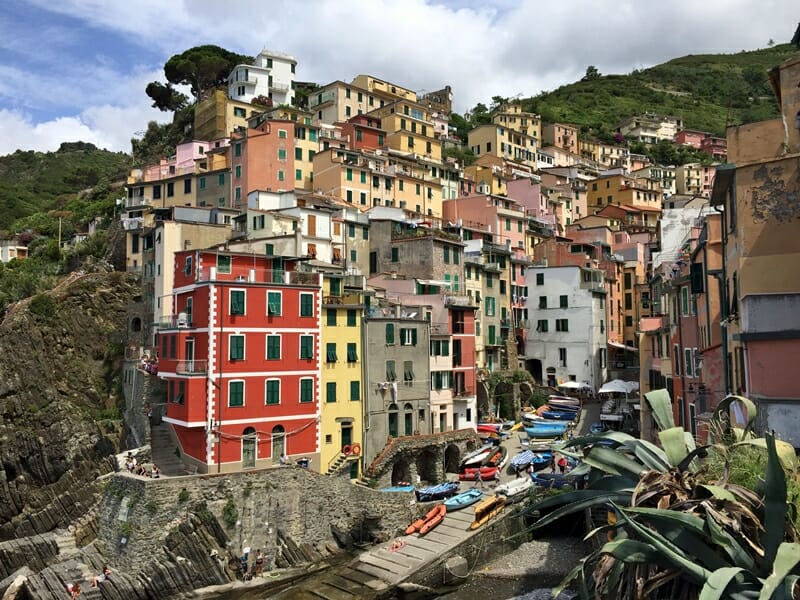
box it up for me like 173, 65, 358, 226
476, 469, 484, 488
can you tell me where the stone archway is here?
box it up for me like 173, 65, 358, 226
416, 448, 439, 484
444, 444, 461, 474
391, 457, 411, 485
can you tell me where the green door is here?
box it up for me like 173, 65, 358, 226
341, 425, 352, 452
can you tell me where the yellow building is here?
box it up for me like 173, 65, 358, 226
367, 101, 442, 163
194, 89, 258, 140
463, 154, 536, 197
587, 173, 662, 215
320, 273, 368, 478
350, 75, 417, 103
492, 103, 541, 142
308, 76, 417, 126
468, 124, 537, 167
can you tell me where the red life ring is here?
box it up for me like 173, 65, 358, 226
342, 445, 352, 456
351, 443, 361, 456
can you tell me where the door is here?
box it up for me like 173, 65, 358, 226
184, 338, 194, 372
340, 424, 352, 453
453, 412, 460, 430
404, 403, 413, 436
242, 427, 256, 469
271, 425, 285, 463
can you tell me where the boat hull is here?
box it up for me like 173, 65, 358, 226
418, 504, 446, 535
470, 495, 506, 529
415, 482, 460, 502
524, 424, 569, 438
443, 488, 483, 511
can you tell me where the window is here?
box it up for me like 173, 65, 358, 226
300, 335, 313, 359
539, 296, 547, 309
625, 293, 633, 310
404, 360, 414, 383
346, 168, 353, 181
485, 296, 496, 316
218, 173, 225, 186
559, 347, 567, 367
199, 177, 206, 190
184, 256, 192, 275
681, 287, 689, 316
625, 315, 633, 326
326, 308, 337, 326
266, 335, 281, 360
278, 170, 285, 181
386, 360, 397, 381
300, 293, 314, 316
217, 254, 231, 274
624, 272, 632, 289
278, 129, 287, 139
347, 342, 358, 362
347, 309, 357, 326
536, 319, 548, 332
559, 295, 568, 308
300, 378, 313, 403
556, 319, 569, 332
443, 246, 450, 263
674, 345, 681, 376
684, 348, 694, 377
385, 323, 395, 344
350, 381, 360, 401
326, 382, 337, 403
230, 290, 245, 315
536, 273, 544, 285
229, 381, 244, 407
326, 343, 338, 363
267, 292, 281, 316
265, 380, 280, 405
391, 247, 399, 262
229, 335, 244, 360
400, 328, 417, 346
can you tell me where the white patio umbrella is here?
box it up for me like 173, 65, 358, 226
598, 379, 630, 394
557, 381, 589, 390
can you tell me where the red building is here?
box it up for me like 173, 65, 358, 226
340, 115, 387, 151
157, 249, 322, 473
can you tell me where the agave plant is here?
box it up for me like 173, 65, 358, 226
525, 390, 800, 600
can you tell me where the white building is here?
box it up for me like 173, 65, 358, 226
228, 49, 296, 107
524, 265, 607, 391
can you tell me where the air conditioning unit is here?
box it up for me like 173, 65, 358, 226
177, 312, 188, 328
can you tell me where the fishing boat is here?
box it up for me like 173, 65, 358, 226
418, 504, 446, 535
547, 395, 581, 408
477, 423, 502, 434
509, 449, 534, 472
379, 485, 415, 493
524, 422, 570, 438
470, 495, 506, 530
531, 451, 552, 470
541, 409, 578, 421
530, 472, 580, 489
481, 445, 508, 468
495, 476, 533, 502
415, 481, 460, 502
443, 488, 483, 511
459, 466, 500, 481
459, 443, 495, 468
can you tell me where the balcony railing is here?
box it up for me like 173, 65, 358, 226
176, 360, 208, 375
197, 267, 321, 286
444, 294, 476, 307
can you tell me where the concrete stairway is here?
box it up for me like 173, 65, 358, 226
149, 422, 187, 476
272, 496, 483, 599
325, 453, 347, 476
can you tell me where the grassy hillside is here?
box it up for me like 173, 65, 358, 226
0, 142, 131, 231
520, 44, 799, 140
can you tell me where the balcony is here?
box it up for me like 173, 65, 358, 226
176, 360, 208, 375
125, 196, 153, 209
196, 267, 322, 286
271, 82, 291, 93
444, 294, 476, 307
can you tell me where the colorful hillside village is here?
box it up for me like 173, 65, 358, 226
119, 48, 800, 477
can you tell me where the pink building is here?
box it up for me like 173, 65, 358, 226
442, 194, 527, 250
674, 129, 708, 149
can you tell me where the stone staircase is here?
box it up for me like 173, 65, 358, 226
149, 422, 188, 476
325, 452, 348, 476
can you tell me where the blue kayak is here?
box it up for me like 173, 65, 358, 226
379, 485, 415, 493
443, 488, 483, 511
530, 472, 580, 489
541, 410, 578, 421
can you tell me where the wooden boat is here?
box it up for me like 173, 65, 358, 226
541, 409, 578, 421
531, 451, 552, 470
418, 504, 446, 535
406, 503, 446, 535
415, 481, 459, 502
547, 395, 581, 408
379, 485, 415, 493
495, 476, 533, 502
481, 445, 508, 468
524, 422, 569, 438
477, 423, 502, 434
470, 495, 506, 529
443, 488, 483, 511
460, 446, 494, 469
459, 466, 500, 481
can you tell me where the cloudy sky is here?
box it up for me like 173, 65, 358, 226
0, 0, 796, 155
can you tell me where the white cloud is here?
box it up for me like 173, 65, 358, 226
4, 0, 799, 154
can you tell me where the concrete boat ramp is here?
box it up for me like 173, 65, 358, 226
273, 498, 485, 599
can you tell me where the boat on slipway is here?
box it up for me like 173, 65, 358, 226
495, 476, 533, 503
524, 422, 570, 438
443, 488, 483, 511
415, 481, 460, 502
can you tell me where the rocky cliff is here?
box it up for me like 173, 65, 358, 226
0, 271, 137, 540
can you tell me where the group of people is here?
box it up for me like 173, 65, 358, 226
124, 453, 160, 478
66, 565, 112, 597
239, 549, 267, 581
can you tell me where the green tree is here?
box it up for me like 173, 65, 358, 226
582, 65, 601, 81
158, 45, 252, 102
145, 81, 189, 112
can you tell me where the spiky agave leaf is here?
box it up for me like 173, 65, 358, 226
759, 543, 800, 600
644, 388, 676, 431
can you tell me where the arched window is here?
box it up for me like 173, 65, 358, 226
387, 403, 398, 438
131, 317, 142, 332
403, 403, 413, 436
242, 427, 256, 469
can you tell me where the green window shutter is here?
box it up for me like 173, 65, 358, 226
411, 329, 417, 346
391, 247, 399, 262
330, 278, 341, 295
230, 335, 244, 360
347, 309, 356, 326
229, 381, 244, 407
350, 381, 360, 401
441, 340, 449, 356
404, 361, 414, 382
300, 379, 313, 403
266, 380, 280, 404
295, 147, 302, 160
300, 294, 313, 316
300, 335, 313, 359
326, 343, 337, 363
326, 382, 337, 403
362, 227, 369, 240
347, 343, 358, 362
267, 335, 280, 359
268, 292, 281, 315
386, 360, 396, 381
230, 290, 245, 315
327, 308, 337, 326
385, 323, 395, 344
399, 328, 407, 344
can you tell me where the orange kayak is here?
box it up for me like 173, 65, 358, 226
419, 504, 446, 535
